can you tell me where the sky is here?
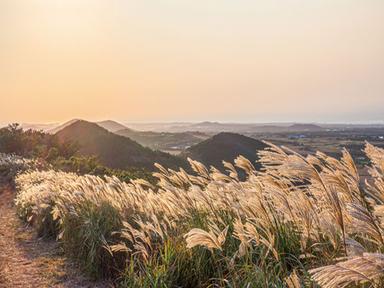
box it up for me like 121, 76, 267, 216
0, 0, 383, 124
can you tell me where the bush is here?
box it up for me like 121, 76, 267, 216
60, 200, 122, 278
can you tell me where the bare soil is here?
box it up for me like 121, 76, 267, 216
0, 184, 112, 288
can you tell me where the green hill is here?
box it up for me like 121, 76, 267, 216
55, 120, 189, 171
182, 132, 268, 171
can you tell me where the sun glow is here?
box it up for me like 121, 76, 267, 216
1, 0, 383, 123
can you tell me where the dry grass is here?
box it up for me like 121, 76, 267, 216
6, 142, 384, 287
310, 253, 384, 288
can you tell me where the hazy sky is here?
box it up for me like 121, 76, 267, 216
1, 0, 383, 124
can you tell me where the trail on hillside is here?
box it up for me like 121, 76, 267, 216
0, 184, 110, 288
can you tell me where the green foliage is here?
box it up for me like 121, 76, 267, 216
53, 156, 155, 184
119, 238, 222, 288
52, 156, 107, 175
35, 203, 59, 239
60, 200, 122, 278
0, 124, 155, 184
0, 124, 77, 160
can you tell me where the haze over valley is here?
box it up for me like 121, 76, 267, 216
5, 118, 382, 177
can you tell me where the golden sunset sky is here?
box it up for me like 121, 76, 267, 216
0, 0, 383, 124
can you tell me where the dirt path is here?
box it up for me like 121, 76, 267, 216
0, 184, 111, 288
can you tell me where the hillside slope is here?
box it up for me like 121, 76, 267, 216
96, 120, 127, 132
55, 120, 188, 171
48, 119, 80, 134
182, 132, 268, 171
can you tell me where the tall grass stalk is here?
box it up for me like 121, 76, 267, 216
8, 143, 384, 287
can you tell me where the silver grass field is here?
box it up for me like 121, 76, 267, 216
5, 143, 384, 287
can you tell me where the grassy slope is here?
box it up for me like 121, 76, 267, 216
182, 132, 268, 171
55, 120, 189, 171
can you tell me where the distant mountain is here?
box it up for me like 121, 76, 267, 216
47, 119, 127, 134
48, 119, 81, 134
125, 122, 326, 134
190, 121, 222, 129
96, 120, 127, 132
55, 120, 189, 171
123, 122, 193, 133
20, 123, 59, 132
115, 129, 209, 152
182, 132, 268, 172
